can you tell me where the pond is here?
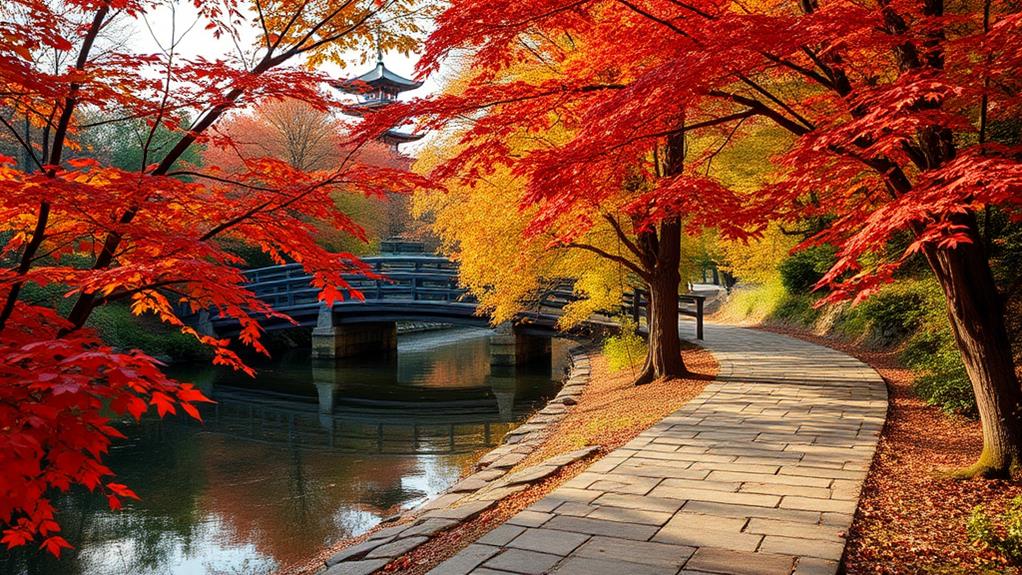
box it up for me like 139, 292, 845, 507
1, 328, 568, 575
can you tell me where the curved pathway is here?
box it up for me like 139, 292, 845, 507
425, 324, 887, 575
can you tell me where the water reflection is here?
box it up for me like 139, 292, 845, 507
1, 328, 566, 575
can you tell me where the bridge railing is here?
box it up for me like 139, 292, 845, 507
242, 256, 473, 310
622, 290, 705, 340
524, 283, 705, 339
231, 256, 705, 339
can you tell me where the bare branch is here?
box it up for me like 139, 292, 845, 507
562, 241, 650, 280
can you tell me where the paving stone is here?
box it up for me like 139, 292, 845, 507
611, 461, 711, 480
657, 477, 741, 492
449, 477, 492, 493
680, 500, 822, 524
683, 547, 794, 575
477, 524, 527, 546
541, 487, 603, 504
689, 461, 782, 475
544, 515, 659, 540
591, 492, 685, 513
778, 465, 865, 480
507, 510, 554, 528
398, 518, 457, 538
707, 469, 833, 488
659, 511, 748, 533
510, 423, 546, 434
543, 446, 600, 466
529, 497, 564, 513
503, 465, 558, 486
326, 537, 393, 565
367, 524, 408, 541
739, 483, 833, 499
573, 535, 695, 568
489, 453, 528, 469
759, 534, 847, 559
588, 475, 662, 495
780, 496, 857, 514
476, 483, 529, 501
420, 493, 466, 511
551, 556, 669, 575
504, 434, 527, 445
745, 518, 844, 542
584, 456, 627, 474
507, 527, 590, 555
540, 404, 567, 415
586, 505, 672, 526
553, 502, 595, 516
423, 499, 496, 521
322, 559, 389, 575
648, 485, 781, 508
483, 549, 562, 574
820, 512, 854, 526
793, 556, 841, 575
365, 535, 428, 559
654, 513, 761, 552
426, 544, 501, 575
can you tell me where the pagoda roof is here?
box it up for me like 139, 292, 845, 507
332, 62, 423, 94
381, 129, 424, 145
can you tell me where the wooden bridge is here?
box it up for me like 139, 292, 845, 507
204, 255, 704, 363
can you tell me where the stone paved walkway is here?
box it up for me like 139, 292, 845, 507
426, 324, 887, 575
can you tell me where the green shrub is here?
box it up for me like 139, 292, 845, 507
778, 245, 837, 294
603, 319, 647, 371
86, 304, 210, 362
968, 495, 1022, 565
837, 280, 938, 347
768, 292, 821, 326
902, 328, 975, 415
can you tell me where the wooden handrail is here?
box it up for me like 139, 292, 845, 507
217, 256, 707, 340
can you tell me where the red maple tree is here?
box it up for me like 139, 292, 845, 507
407, 0, 1022, 475
0, 0, 426, 555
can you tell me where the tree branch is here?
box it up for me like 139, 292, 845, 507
562, 241, 650, 280
602, 213, 646, 262
708, 91, 810, 136
1, 5, 109, 332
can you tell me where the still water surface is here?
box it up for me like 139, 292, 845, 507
2, 328, 566, 575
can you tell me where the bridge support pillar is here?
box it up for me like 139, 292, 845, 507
196, 309, 217, 338
490, 323, 551, 367
311, 305, 397, 359
488, 366, 517, 422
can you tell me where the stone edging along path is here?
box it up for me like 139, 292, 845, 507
426, 324, 888, 575
317, 346, 601, 575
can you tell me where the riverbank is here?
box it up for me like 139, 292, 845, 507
758, 326, 1022, 575
284, 343, 717, 575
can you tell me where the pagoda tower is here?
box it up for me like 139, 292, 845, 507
331, 46, 424, 152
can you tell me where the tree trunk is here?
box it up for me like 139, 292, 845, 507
634, 217, 687, 385
925, 214, 1022, 478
